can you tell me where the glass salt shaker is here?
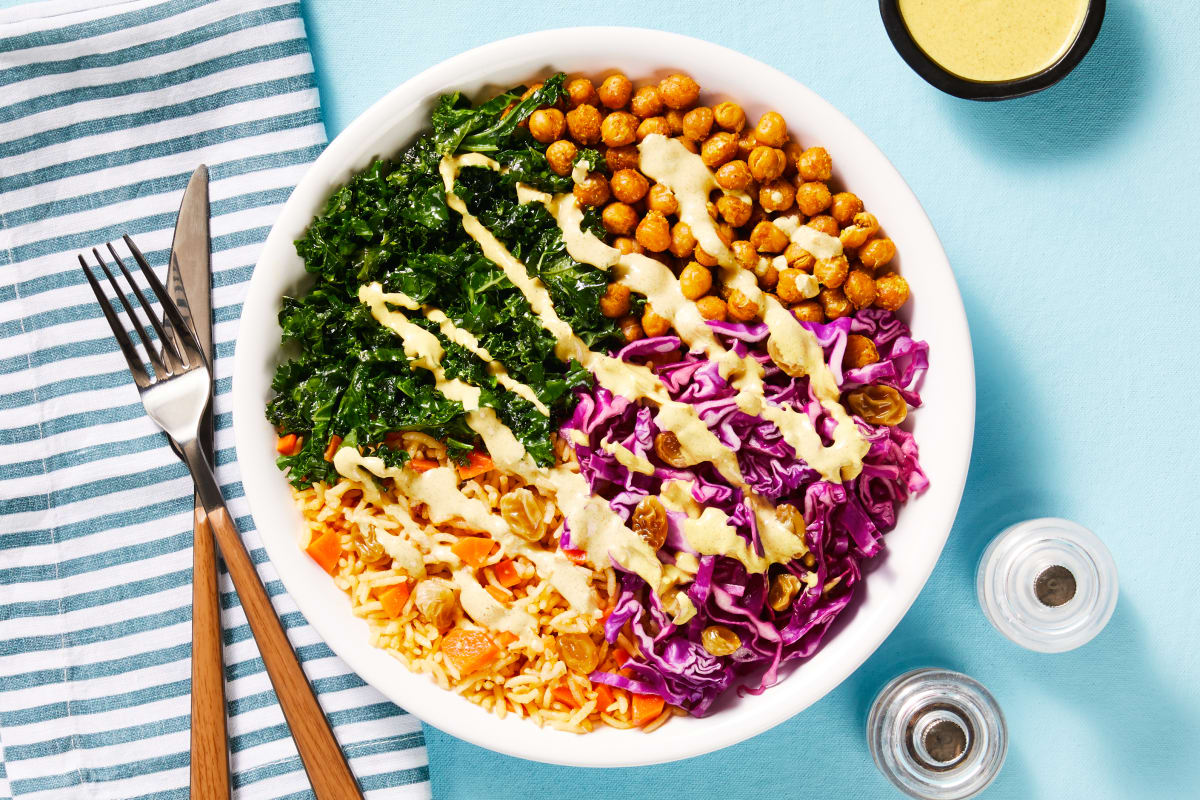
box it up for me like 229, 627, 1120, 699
976, 517, 1118, 653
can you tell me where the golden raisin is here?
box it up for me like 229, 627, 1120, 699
701, 625, 741, 656
654, 431, 690, 468
768, 572, 804, 613
845, 384, 907, 426
631, 496, 668, 550
500, 488, 546, 542
558, 632, 600, 674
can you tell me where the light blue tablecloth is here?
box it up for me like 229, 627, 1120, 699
8, 1, 1198, 797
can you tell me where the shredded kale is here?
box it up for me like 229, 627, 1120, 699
268, 73, 618, 487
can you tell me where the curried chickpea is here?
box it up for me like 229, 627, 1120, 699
714, 160, 751, 192
727, 290, 760, 322
641, 304, 671, 338
852, 211, 880, 237
529, 108, 566, 144
658, 73, 700, 109
565, 104, 602, 145
750, 220, 789, 253
844, 269, 877, 309
675, 136, 699, 154
830, 192, 864, 225
731, 240, 757, 270
759, 263, 779, 289
566, 77, 598, 108
796, 181, 832, 216
602, 202, 639, 235
545, 139, 577, 176
636, 116, 672, 141
716, 221, 736, 246
716, 195, 752, 227
630, 85, 663, 118
874, 273, 910, 310
807, 214, 839, 236
682, 107, 714, 141
736, 130, 758, 160
679, 262, 713, 300
573, 172, 610, 207
669, 221, 697, 259
664, 108, 685, 135
781, 140, 804, 175
694, 245, 718, 267
601, 111, 638, 148
785, 242, 816, 272
610, 169, 649, 204
814, 254, 849, 289
844, 334, 880, 369
599, 282, 632, 318
759, 178, 796, 213
754, 111, 788, 148
701, 132, 739, 167
605, 144, 640, 172
748, 146, 786, 182
695, 295, 728, 321
820, 287, 853, 319
646, 183, 679, 215
713, 101, 746, 132
613, 236, 643, 255
777, 268, 814, 304
839, 221, 871, 250
798, 146, 833, 181
636, 210, 672, 252
859, 237, 896, 269
619, 315, 644, 342
793, 300, 824, 322
597, 74, 633, 109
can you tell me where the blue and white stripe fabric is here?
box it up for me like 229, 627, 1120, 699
0, 1, 430, 797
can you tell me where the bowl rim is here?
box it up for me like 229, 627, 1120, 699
231, 26, 976, 767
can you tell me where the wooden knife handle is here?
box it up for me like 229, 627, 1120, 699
202, 505, 362, 800
190, 506, 231, 800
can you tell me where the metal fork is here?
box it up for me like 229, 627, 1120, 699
81, 236, 363, 800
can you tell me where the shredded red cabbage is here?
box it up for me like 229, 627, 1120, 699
565, 308, 929, 715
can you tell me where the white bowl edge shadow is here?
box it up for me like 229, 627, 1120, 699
231, 27, 976, 767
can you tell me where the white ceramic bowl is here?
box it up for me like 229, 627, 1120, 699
232, 27, 974, 767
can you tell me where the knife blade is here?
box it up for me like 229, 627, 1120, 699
166, 165, 232, 800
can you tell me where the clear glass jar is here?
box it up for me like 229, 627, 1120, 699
977, 517, 1118, 653
867, 668, 1007, 799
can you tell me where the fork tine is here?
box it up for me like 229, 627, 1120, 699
92, 246, 166, 378
123, 234, 204, 367
105, 242, 184, 373
80, 255, 151, 389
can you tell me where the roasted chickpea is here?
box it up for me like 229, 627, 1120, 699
641, 304, 671, 337
619, 315, 644, 342
613, 236, 643, 255
519, 82, 543, 103
599, 282, 632, 318
712, 160, 751, 192
630, 85, 663, 118
777, 268, 814, 304
609, 169, 649, 204
646, 183, 678, 215
573, 172, 610, 207
696, 295, 728, 321
664, 108, 685, 135
781, 140, 804, 175
754, 111, 788, 148
528, 108, 565, 144
658, 73, 700, 109
602, 202, 639, 235
839, 221, 872, 250
675, 136, 699, 154
807, 214, 839, 236
600, 111, 638, 148
693, 245, 718, 267
844, 334, 880, 369
636, 210, 672, 252
798, 146, 832, 181
736, 129, 758, 159
750, 221, 788, 253
678, 262, 713, 300
759, 263, 779, 289
598, 73, 633, 109
682, 107, 714, 141
748, 146, 786, 182
814, 254, 849, 289
565, 104, 601, 145
796, 181, 832, 216
784, 242, 815, 271
852, 211, 880, 237
566, 77, 598, 108
859, 237, 897, 269
713, 101, 746, 132
759, 178, 795, 213
605, 144, 640, 172
636, 116, 672, 141
844, 269, 877, 309
727, 289, 760, 322
793, 300, 824, 322
830, 192, 863, 225
716, 195, 752, 227
731, 240, 757, 270
874, 273, 910, 310
820, 286, 853, 319
669, 221, 697, 259
545, 140, 577, 176
701, 132, 739, 167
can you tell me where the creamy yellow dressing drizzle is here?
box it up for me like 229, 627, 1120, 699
599, 439, 656, 476
773, 215, 843, 261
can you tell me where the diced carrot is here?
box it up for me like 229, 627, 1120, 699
600, 604, 616, 623
409, 457, 440, 472
552, 685, 579, 708
451, 536, 495, 567
276, 433, 298, 455
496, 631, 517, 646
441, 628, 500, 675
594, 682, 615, 711
631, 692, 665, 726
456, 450, 494, 480
562, 548, 588, 566
484, 585, 510, 603
612, 648, 629, 667
376, 582, 410, 617
493, 559, 521, 587
305, 528, 341, 575
322, 434, 342, 462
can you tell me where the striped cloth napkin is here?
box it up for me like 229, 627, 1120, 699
0, 1, 431, 797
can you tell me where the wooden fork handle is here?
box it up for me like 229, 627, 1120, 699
190, 507, 231, 799
201, 503, 362, 800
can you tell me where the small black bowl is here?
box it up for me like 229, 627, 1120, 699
879, 0, 1106, 100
